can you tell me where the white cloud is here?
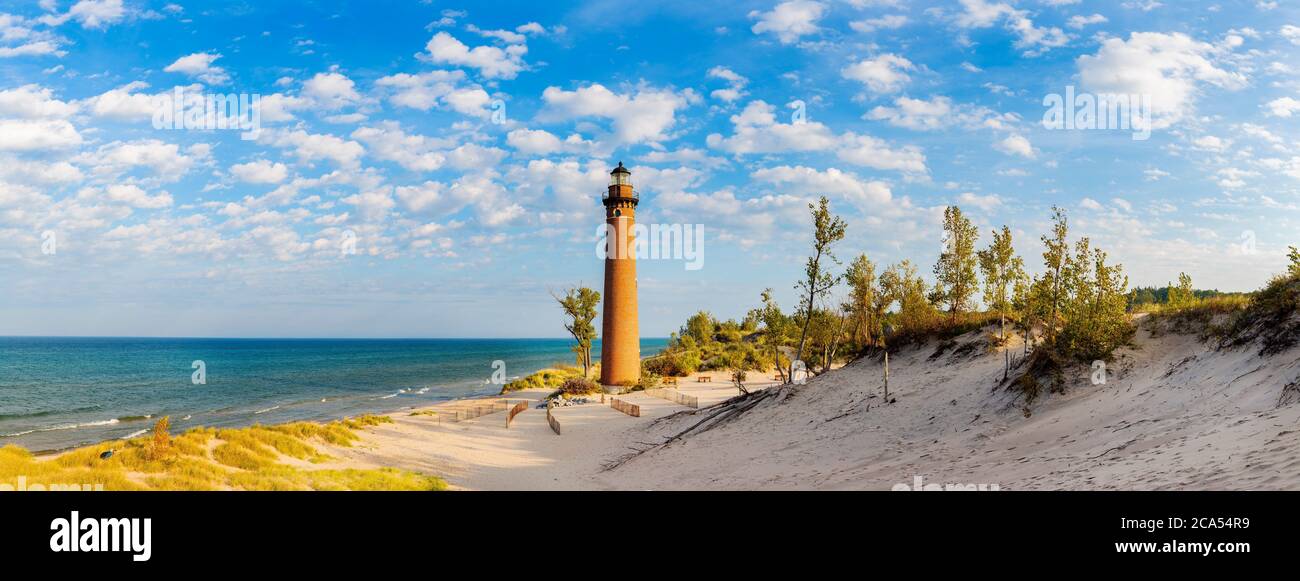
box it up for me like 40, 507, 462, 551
850, 15, 908, 33
0, 119, 82, 151
749, 0, 825, 44
104, 184, 173, 209
374, 70, 491, 118
263, 129, 365, 168
230, 160, 289, 184
77, 139, 198, 179
837, 133, 929, 174
707, 66, 749, 103
40, 0, 126, 29
0, 84, 77, 118
842, 54, 914, 93
539, 83, 693, 145
751, 165, 893, 209
424, 31, 527, 79
163, 52, 230, 85
350, 123, 450, 172
1067, 14, 1108, 29
994, 134, 1035, 158
1264, 96, 1300, 117
301, 72, 361, 110
82, 81, 159, 119
1078, 32, 1247, 128
957, 192, 1001, 211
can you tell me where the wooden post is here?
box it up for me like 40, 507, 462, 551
883, 351, 890, 401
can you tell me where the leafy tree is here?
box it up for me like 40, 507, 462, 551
1288, 246, 1300, 279
755, 289, 792, 382
1167, 272, 1195, 309
1038, 206, 1071, 343
792, 196, 847, 382
1057, 238, 1132, 362
844, 254, 884, 350
720, 342, 762, 395
552, 286, 600, 379
931, 206, 980, 320
682, 311, 716, 345
881, 260, 936, 336
977, 225, 1026, 379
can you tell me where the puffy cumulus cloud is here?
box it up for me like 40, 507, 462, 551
163, 52, 230, 85
953, 0, 1070, 56
1078, 32, 1247, 128
749, 0, 825, 45
446, 142, 507, 170
957, 192, 1002, 211
504, 158, 607, 215
750, 165, 893, 210
39, 0, 126, 29
994, 134, 1035, 158
79, 139, 206, 182
0, 118, 82, 151
708, 101, 928, 175
0, 84, 78, 118
706, 100, 839, 153
81, 81, 164, 119
341, 188, 396, 222
103, 184, 173, 209
374, 70, 492, 118
842, 54, 914, 94
836, 133, 929, 174
423, 31, 527, 79
350, 123, 453, 172
707, 66, 748, 103
261, 129, 365, 168
538, 83, 695, 146
0, 13, 67, 58
505, 128, 593, 156
1264, 97, 1300, 118
301, 72, 362, 110
0, 156, 83, 185
867, 95, 1018, 131
230, 160, 289, 184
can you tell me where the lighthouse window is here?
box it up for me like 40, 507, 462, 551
614, 209, 622, 217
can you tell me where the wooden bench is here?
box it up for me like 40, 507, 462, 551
697, 376, 711, 383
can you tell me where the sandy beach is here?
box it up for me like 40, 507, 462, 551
291, 318, 1300, 491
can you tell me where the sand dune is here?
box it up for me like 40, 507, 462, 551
602, 322, 1300, 490
325, 320, 1300, 490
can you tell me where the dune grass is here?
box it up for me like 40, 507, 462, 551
0, 414, 446, 491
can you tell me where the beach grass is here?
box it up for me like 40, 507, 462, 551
0, 414, 447, 491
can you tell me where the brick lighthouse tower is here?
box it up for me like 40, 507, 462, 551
600, 162, 640, 387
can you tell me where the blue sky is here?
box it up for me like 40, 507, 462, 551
1, 0, 1298, 338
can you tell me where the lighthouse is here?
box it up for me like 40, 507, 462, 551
600, 162, 640, 387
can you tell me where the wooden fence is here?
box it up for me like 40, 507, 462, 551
609, 398, 641, 417
420, 399, 512, 424
545, 405, 561, 435
506, 400, 528, 428
642, 388, 699, 409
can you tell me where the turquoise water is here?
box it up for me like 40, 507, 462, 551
0, 337, 668, 452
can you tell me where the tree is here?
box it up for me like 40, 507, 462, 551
1288, 246, 1300, 279
978, 225, 1026, 380
932, 206, 980, 320
755, 289, 791, 382
844, 254, 884, 350
1039, 206, 1071, 343
721, 342, 761, 395
1011, 269, 1034, 357
682, 311, 716, 345
1058, 238, 1132, 362
881, 260, 936, 336
553, 286, 600, 379
792, 196, 847, 382
1167, 272, 1194, 309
